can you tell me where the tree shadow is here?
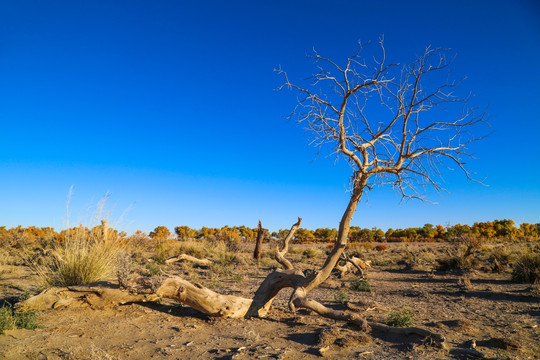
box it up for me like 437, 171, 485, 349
285, 331, 318, 346
430, 289, 540, 303
136, 301, 211, 321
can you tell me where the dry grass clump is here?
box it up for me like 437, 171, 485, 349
488, 247, 514, 273
36, 223, 123, 287
178, 241, 207, 259
303, 247, 323, 259
511, 252, 540, 283
374, 244, 388, 252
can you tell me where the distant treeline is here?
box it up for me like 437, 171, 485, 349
1, 219, 539, 247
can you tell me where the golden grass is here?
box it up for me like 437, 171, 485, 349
35, 225, 123, 287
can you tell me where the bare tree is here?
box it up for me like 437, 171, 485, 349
152, 39, 484, 339
276, 38, 486, 263
24, 39, 486, 348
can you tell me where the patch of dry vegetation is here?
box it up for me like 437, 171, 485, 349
35, 222, 124, 287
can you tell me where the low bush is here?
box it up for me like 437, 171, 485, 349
488, 247, 514, 273
385, 307, 414, 327
334, 290, 349, 304
512, 252, 540, 283
0, 303, 40, 334
116, 251, 132, 288
350, 278, 372, 292
374, 244, 388, 252
178, 242, 207, 259
0, 305, 15, 334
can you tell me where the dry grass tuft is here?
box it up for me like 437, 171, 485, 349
35, 224, 123, 287
512, 252, 540, 283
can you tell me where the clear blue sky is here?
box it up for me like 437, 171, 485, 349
1, 0, 539, 233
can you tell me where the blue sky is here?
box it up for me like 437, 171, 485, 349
1, 0, 539, 233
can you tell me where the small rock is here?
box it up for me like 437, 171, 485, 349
317, 346, 330, 356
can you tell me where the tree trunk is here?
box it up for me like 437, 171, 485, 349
302, 179, 366, 293
253, 220, 264, 261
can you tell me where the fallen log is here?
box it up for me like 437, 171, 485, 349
164, 254, 213, 266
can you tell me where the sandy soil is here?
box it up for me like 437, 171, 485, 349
1, 243, 539, 359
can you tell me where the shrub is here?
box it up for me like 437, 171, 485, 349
386, 307, 414, 327
350, 279, 372, 292
233, 274, 244, 283
360, 243, 374, 251
116, 251, 132, 289
0, 303, 40, 334
334, 290, 349, 304
0, 304, 15, 334
512, 252, 540, 283
13, 307, 40, 330
151, 252, 167, 265
437, 256, 462, 271
374, 244, 388, 252
302, 248, 322, 259
145, 263, 161, 276
488, 247, 514, 273
36, 224, 123, 287
178, 242, 207, 259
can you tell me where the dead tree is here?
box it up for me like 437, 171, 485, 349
24, 39, 486, 347
253, 220, 265, 261
154, 33, 491, 327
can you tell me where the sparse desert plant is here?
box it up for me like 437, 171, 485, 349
36, 222, 124, 287
152, 239, 182, 264
178, 242, 207, 259
374, 244, 388, 252
302, 247, 322, 259
436, 255, 462, 271
512, 252, 540, 283
233, 273, 244, 283
350, 278, 372, 292
437, 237, 483, 271
259, 258, 278, 268
488, 247, 514, 273
116, 250, 132, 289
385, 307, 414, 327
150, 252, 167, 265
13, 307, 41, 330
145, 263, 161, 276
213, 247, 237, 267
0, 303, 40, 334
334, 290, 349, 304
0, 304, 15, 334
149, 275, 164, 293
361, 243, 374, 251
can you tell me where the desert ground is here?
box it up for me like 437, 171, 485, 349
1, 241, 539, 360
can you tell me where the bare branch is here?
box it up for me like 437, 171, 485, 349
275, 217, 302, 270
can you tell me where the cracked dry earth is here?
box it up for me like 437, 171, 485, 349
1, 245, 539, 360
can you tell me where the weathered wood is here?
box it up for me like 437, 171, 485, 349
275, 217, 302, 270
19, 285, 157, 311
335, 256, 371, 278
164, 254, 213, 266
253, 220, 264, 261
156, 277, 252, 318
